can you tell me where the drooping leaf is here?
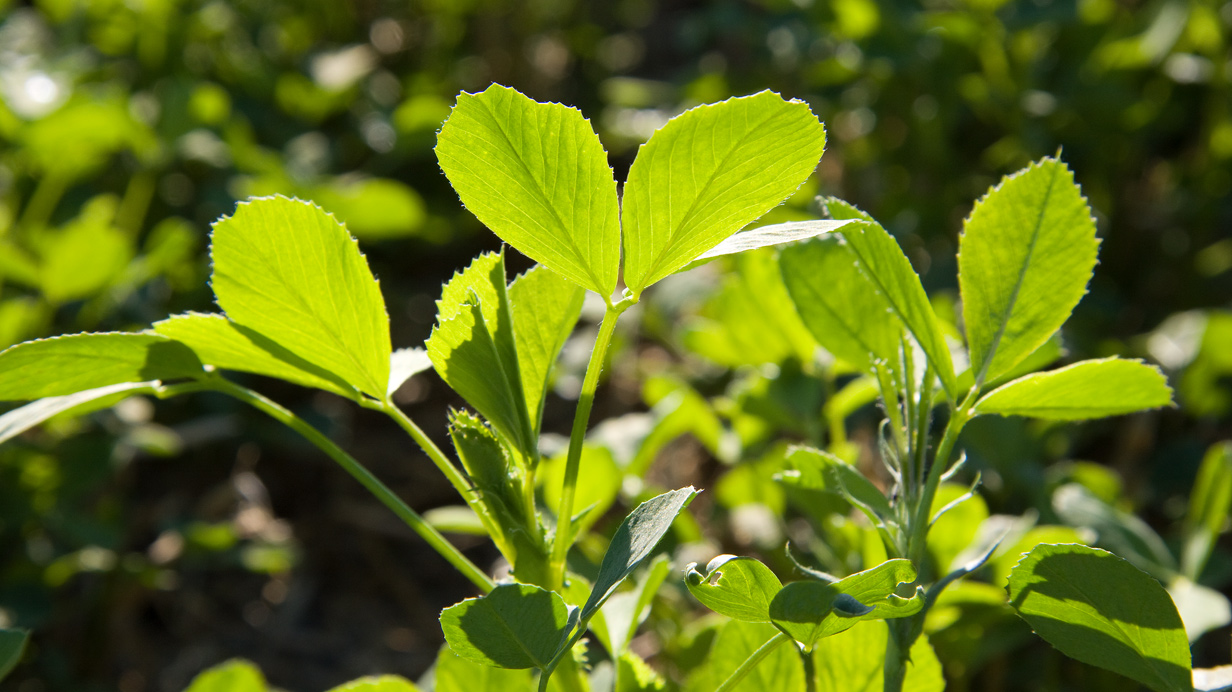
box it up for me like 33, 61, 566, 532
433, 646, 535, 692
429, 253, 534, 457
210, 195, 391, 400
959, 158, 1099, 385
811, 622, 945, 692
183, 659, 268, 692
153, 313, 354, 398
825, 199, 957, 396
326, 675, 421, 692
685, 621, 803, 692
685, 555, 783, 623
580, 487, 698, 622
769, 559, 924, 648
780, 234, 902, 374
440, 583, 572, 670
0, 333, 201, 401
0, 381, 158, 445
388, 347, 432, 397
435, 84, 621, 296
691, 220, 852, 263
974, 358, 1173, 420
622, 91, 827, 297
1182, 442, 1232, 579
0, 629, 28, 681
508, 264, 585, 428
1007, 543, 1191, 692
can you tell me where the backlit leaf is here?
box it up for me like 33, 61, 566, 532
436, 84, 620, 296
210, 195, 391, 400
769, 559, 923, 648
685, 555, 783, 623
974, 358, 1173, 420
326, 676, 421, 692
508, 264, 584, 428
1008, 543, 1191, 692
811, 622, 944, 692
622, 91, 826, 296
183, 659, 267, 692
685, 621, 803, 692
434, 646, 535, 692
440, 583, 572, 670
0, 381, 157, 445
691, 219, 851, 263
959, 158, 1098, 385
0, 333, 201, 401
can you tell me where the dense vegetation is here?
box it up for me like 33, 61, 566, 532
0, 1, 1229, 691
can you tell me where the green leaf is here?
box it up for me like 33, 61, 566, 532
0, 628, 28, 681
434, 646, 535, 692
508, 264, 584, 429
974, 358, 1173, 420
541, 444, 621, 538
596, 556, 670, 657
38, 211, 132, 304
959, 158, 1099, 385
616, 650, 668, 692
183, 659, 268, 692
388, 347, 432, 397
691, 219, 852, 263
580, 487, 698, 622
826, 199, 957, 396
436, 84, 620, 296
1007, 543, 1192, 692
769, 559, 924, 648
685, 555, 783, 623
153, 313, 354, 398
622, 91, 827, 296
429, 252, 534, 457
811, 622, 944, 692
439, 583, 572, 670
1182, 442, 1232, 579
210, 195, 391, 400
1051, 483, 1177, 577
928, 483, 990, 574
780, 234, 902, 374
326, 676, 421, 692
0, 381, 157, 445
685, 621, 803, 692
0, 333, 201, 400
776, 446, 893, 522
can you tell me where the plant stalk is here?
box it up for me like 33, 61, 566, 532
715, 632, 791, 692
548, 299, 628, 587
209, 378, 494, 593
379, 400, 477, 506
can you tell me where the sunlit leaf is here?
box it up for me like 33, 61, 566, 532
974, 358, 1173, 420
183, 659, 268, 692
440, 583, 572, 670
811, 622, 944, 692
622, 91, 826, 296
0, 333, 201, 401
436, 84, 620, 296
0, 381, 157, 445
1007, 543, 1191, 692
685, 555, 783, 623
508, 264, 584, 428
325, 675, 421, 692
769, 559, 923, 648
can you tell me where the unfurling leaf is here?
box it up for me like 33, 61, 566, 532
769, 558, 923, 648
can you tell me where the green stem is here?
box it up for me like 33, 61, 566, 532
208, 378, 494, 593
715, 632, 791, 692
882, 620, 909, 692
548, 299, 629, 587
378, 400, 476, 505
18, 172, 68, 235
116, 170, 156, 236
908, 399, 973, 569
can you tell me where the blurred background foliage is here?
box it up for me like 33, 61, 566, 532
0, 0, 1229, 690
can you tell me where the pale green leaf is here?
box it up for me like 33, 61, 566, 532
0, 333, 202, 401
780, 234, 901, 374
508, 264, 584, 428
769, 559, 924, 648
622, 91, 827, 296
0, 628, 28, 681
1168, 575, 1231, 643
428, 253, 534, 457
974, 358, 1173, 420
39, 215, 132, 304
388, 347, 432, 397
827, 198, 957, 396
434, 646, 535, 692
326, 675, 421, 692
153, 313, 354, 398
616, 650, 667, 692
692, 219, 851, 263
1008, 543, 1192, 692
597, 556, 670, 657
1182, 442, 1232, 579
685, 621, 803, 692
183, 659, 267, 692
581, 487, 698, 622
685, 555, 783, 623
811, 622, 945, 692
776, 446, 893, 521
440, 583, 572, 670
959, 158, 1099, 385
210, 195, 391, 399
541, 444, 620, 538
0, 381, 157, 445
436, 84, 620, 296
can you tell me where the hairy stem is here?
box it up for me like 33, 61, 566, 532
549, 299, 629, 587
379, 400, 476, 506
715, 632, 791, 692
209, 378, 494, 593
